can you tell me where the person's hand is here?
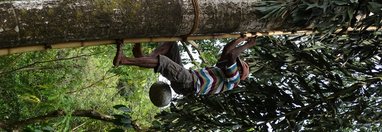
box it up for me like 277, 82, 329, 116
233, 35, 248, 44
240, 32, 253, 38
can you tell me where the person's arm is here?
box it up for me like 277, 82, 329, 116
220, 37, 247, 57
229, 37, 257, 59
222, 36, 257, 66
218, 38, 246, 61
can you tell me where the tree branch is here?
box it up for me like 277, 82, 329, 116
181, 42, 196, 63
264, 82, 365, 124
0, 53, 100, 75
16, 64, 83, 72
181, 41, 207, 67
0, 122, 7, 130
1, 109, 115, 130
0, 53, 23, 72
66, 74, 118, 94
72, 110, 115, 122
187, 40, 206, 64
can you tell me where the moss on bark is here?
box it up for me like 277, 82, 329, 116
0, 0, 283, 48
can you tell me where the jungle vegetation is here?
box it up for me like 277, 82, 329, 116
0, 0, 381, 131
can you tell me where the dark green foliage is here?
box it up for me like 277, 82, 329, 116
153, 32, 382, 131
0, 49, 90, 121
112, 105, 133, 128
152, 0, 382, 131
256, 0, 382, 32
0, 45, 159, 131
1, 0, 382, 131
113, 105, 132, 113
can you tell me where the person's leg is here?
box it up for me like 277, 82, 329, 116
114, 40, 159, 68
132, 43, 144, 58
116, 41, 182, 67
149, 42, 176, 57
119, 56, 159, 68
113, 40, 124, 66
132, 42, 176, 58
155, 55, 194, 95
163, 42, 183, 66
143, 42, 183, 65
132, 42, 182, 65
116, 43, 194, 95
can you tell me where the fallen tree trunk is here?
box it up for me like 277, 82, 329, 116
0, 0, 277, 49
0, 31, 309, 56
0, 109, 123, 131
6, 0, 377, 56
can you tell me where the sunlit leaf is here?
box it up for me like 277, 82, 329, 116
19, 94, 41, 104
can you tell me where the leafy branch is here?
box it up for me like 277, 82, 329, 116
66, 74, 118, 94
256, 0, 382, 33
0, 105, 138, 131
0, 109, 115, 131
0, 53, 100, 75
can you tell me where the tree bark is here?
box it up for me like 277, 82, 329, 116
0, 0, 279, 49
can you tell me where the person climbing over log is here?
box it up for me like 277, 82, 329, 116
113, 36, 257, 97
